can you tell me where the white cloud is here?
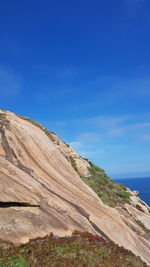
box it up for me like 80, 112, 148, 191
71, 114, 150, 142
105, 119, 150, 139
80, 115, 127, 130
68, 141, 82, 150
76, 132, 101, 143
128, 122, 150, 129
69, 140, 104, 159
107, 128, 125, 137
51, 114, 150, 143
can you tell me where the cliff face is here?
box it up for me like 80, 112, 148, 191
0, 110, 150, 265
47, 132, 91, 177
50, 131, 150, 213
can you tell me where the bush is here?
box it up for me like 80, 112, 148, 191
80, 163, 131, 207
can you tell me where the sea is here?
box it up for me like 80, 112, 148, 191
114, 177, 150, 207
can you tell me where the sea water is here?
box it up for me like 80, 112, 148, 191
114, 177, 150, 206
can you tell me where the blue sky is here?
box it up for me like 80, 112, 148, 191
0, 0, 150, 178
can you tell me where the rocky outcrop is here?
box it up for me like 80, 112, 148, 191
50, 131, 150, 214
126, 187, 150, 214
48, 132, 91, 177
124, 204, 150, 231
0, 110, 150, 265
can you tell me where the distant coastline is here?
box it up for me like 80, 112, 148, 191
114, 176, 150, 180
114, 177, 150, 206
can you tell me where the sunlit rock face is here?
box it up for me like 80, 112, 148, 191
48, 132, 91, 177
128, 188, 150, 214
0, 109, 150, 265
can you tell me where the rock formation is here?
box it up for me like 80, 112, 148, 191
47, 132, 91, 177
0, 109, 150, 265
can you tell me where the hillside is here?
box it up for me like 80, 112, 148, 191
0, 232, 147, 267
0, 109, 150, 265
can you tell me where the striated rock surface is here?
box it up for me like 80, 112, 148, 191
127, 188, 150, 214
0, 110, 150, 265
48, 132, 91, 177
124, 204, 150, 231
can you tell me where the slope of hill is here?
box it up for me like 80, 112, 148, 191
0, 109, 150, 265
0, 231, 147, 267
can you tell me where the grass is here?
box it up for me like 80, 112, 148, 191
80, 162, 131, 207
0, 231, 147, 267
7, 257, 26, 267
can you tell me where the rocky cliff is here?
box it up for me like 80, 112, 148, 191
0, 109, 150, 265
47, 131, 91, 177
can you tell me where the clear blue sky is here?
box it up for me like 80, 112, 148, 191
0, 0, 150, 178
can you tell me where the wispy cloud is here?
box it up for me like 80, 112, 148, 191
116, 76, 150, 96
124, 0, 145, 8
48, 114, 150, 142
84, 115, 128, 129
69, 141, 82, 150
76, 132, 101, 143
90, 74, 150, 100
69, 140, 104, 159
129, 122, 150, 129
0, 67, 23, 96
35, 69, 150, 111
57, 68, 77, 79
123, 0, 145, 18
139, 134, 150, 141
94, 74, 150, 103
36, 85, 76, 102
46, 113, 150, 175
86, 115, 150, 140
107, 128, 125, 137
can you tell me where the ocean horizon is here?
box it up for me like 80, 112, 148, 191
114, 177, 150, 206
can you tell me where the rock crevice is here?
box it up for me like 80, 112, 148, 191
0, 202, 40, 208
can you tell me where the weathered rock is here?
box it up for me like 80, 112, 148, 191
49, 132, 91, 177
0, 110, 150, 265
124, 204, 150, 231
127, 187, 150, 214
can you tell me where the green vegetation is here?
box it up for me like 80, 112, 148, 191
80, 162, 131, 207
0, 231, 147, 267
69, 156, 78, 172
7, 257, 26, 267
